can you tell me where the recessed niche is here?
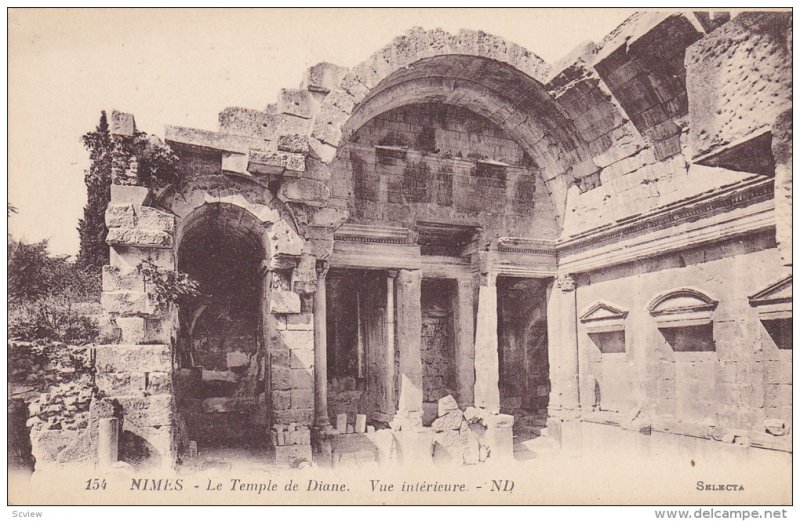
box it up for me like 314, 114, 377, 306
588, 331, 626, 354
749, 275, 792, 350
763, 319, 792, 350
661, 324, 716, 352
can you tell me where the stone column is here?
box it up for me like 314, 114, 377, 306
97, 418, 119, 469
557, 274, 580, 412
546, 274, 582, 452
474, 273, 500, 413
381, 271, 397, 419
454, 277, 475, 407
395, 269, 423, 424
313, 263, 330, 430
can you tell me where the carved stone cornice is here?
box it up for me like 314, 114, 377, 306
559, 177, 773, 256
558, 177, 775, 274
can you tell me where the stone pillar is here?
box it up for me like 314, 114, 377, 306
97, 418, 119, 469
381, 271, 397, 419
474, 273, 500, 413
545, 274, 582, 452
454, 277, 475, 407
558, 274, 580, 412
313, 263, 330, 430
395, 269, 423, 424
773, 109, 792, 267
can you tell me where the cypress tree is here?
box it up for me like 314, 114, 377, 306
76, 111, 112, 272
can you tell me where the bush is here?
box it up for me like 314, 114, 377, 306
8, 235, 101, 344
9, 298, 99, 345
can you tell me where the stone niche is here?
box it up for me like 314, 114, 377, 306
649, 288, 719, 423
579, 301, 628, 413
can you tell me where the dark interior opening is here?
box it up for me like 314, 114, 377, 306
176, 223, 267, 452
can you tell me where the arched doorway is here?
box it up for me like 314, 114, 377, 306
175, 203, 269, 456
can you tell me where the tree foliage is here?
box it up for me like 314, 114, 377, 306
76, 111, 112, 273
8, 237, 100, 345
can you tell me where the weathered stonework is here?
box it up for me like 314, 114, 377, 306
82, 11, 792, 469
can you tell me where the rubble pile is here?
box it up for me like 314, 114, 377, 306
9, 341, 93, 392
9, 341, 95, 433
431, 395, 490, 465
25, 376, 94, 433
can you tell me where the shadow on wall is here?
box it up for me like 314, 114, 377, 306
120, 430, 162, 469
660, 325, 716, 352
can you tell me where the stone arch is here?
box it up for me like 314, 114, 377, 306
308, 28, 598, 228
159, 182, 304, 261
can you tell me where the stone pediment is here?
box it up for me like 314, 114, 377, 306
648, 288, 718, 328
749, 275, 792, 320
580, 301, 628, 333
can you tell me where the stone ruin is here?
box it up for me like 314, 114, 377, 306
11, 11, 793, 472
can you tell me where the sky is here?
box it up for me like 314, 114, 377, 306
8, 8, 636, 257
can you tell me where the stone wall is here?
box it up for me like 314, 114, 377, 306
576, 231, 791, 449
420, 279, 456, 424
332, 102, 557, 244
497, 278, 550, 415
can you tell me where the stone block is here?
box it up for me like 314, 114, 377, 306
226, 351, 250, 369
285, 313, 312, 330
101, 290, 156, 316
106, 228, 172, 249
290, 389, 314, 409
117, 395, 175, 427
96, 372, 145, 395
686, 12, 792, 167
275, 443, 312, 467
111, 110, 137, 136
278, 178, 330, 207
278, 88, 316, 119
277, 134, 309, 154
432, 410, 464, 432
355, 414, 367, 433
248, 149, 306, 176
109, 246, 173, 272
310, 206, 349, 228
95, 344, 172, 374
272, 390, 291, 411
273, 408, 313, 425
289, 348, 314, 369
336, 413, 348, 433
290, 368, 314, 389
270, 290, 301, 314
111, 184, 150, 205
302, 62, 346, 94
267, 218, 304, 258
437, 394, 459, 417
135, 206, 175, 232
764, 418, 787, 436
115, 316, 166, 344
271, 366, 291, 390
432, 430, 469, 465
222, 152, 248, 174
106, 204, 136, 228
102, 265, 145, 293
277, 329, 314, 351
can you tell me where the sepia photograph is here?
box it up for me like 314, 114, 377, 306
6, 6, 794, 513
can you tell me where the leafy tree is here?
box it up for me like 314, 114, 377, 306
77, 111, 112, 273
8, 236, 100, 344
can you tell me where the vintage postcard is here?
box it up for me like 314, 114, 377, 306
6, 7, 793, 509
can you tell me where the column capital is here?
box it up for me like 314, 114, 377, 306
396, 268, 421, 283
556, 273, 577, 292
478, 272, 497, 287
